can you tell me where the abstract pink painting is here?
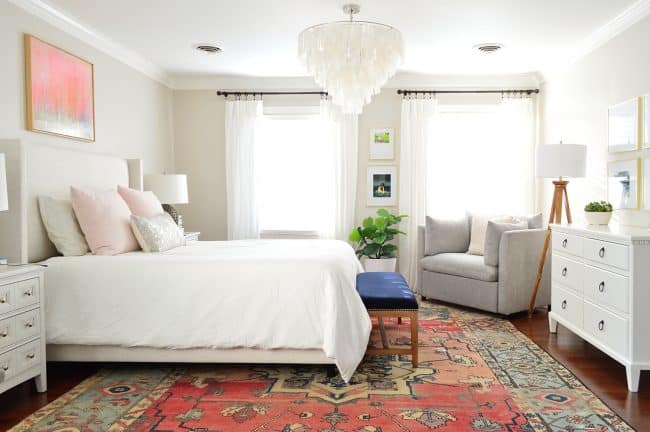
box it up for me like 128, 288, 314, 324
25, 34, 95, 141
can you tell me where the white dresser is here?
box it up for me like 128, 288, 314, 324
549, 224, 650, 392
0, 265, 46, 394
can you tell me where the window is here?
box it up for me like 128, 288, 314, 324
426, 98, 535, 218
255, 112, 335, 236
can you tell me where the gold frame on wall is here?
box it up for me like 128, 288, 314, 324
607, 97, 640, 153
24, 33, 96, 142
607, 158, 641, 210
643, 94, 649, 149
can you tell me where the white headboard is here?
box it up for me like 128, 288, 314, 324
0, 140, 143, 263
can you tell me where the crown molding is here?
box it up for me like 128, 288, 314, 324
8, 0, 173, 88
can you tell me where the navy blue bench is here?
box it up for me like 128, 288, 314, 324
357, 272, 419, 367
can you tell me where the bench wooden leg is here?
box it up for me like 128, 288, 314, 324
397, 317, 402, 324
409, 311, 418, 367
367, 310, 419, 368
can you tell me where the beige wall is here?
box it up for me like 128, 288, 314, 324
0, 1, 174, 175
539, 14, 650, 227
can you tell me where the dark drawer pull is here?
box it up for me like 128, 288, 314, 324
599, 247, 605, 258
561, 267, 568, 277
562, 239, 568, 248
598, 320, 605, 331
2, 364, 8, 372
26, 352, 35, 360
561, 300, 567, 309
598, 281, 605, 292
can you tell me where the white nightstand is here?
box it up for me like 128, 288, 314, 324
184, 231, 200, 242
0, 265, 46, 394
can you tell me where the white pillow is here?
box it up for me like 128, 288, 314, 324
467, 213, 514, 256
38, 196, 90, 256
130, 213, 186, 253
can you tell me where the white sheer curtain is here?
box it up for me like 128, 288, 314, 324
320, 98, 359, 240
225, 97, 263, 240
426, 95, 535, 218
399, 95, 436, 287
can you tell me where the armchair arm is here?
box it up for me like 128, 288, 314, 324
418, 225, 425, 260
497, 228, 551, 315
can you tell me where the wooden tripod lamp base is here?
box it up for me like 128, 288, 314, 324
528, 179, 572, 317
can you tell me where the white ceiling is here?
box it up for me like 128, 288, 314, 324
34, 0, 641, 79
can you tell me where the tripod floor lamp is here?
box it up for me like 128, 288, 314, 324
528, 144, 587, 317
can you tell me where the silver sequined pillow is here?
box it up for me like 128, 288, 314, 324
130, 213, 186, 253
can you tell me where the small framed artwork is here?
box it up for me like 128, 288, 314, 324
643, 158, 650, 209
607, 98, 638, 153
608, 159, 640, 209
370, 128, 394, 159
367, 166, 397, 206
641, 94, 650, 148
24, 34, 95, 141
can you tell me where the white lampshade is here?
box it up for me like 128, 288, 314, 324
144, 174, 188, 204
536, 144, 587, 178
0, 154, 8, 212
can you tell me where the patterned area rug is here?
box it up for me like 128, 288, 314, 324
11, 302, 634, 431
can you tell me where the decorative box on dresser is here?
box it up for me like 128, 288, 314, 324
549, 223, 650, 392
0, 265, 46, 394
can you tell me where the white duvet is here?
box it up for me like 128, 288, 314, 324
44, 239, 371, 381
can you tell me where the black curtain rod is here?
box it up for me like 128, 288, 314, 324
397, 89, 539, 95
217, 91, 328, 97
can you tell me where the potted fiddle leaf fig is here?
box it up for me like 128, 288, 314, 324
584, 201, 613, 225
349, 209, 408, 272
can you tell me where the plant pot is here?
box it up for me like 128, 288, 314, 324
584, 211, 612, 225
361, 257, 397, 272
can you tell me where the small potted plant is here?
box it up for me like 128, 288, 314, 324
349, 209, 408, 272
584, 201, 613, 225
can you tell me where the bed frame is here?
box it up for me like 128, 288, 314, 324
0, 139, 334, 366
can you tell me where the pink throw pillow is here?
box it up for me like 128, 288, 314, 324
70, 187, 140, 255
117, 185, 164, 217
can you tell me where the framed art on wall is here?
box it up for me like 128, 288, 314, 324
367, 166, 397, 206
643, 158, 650, 209
608, 159, 640, 209
369, 128, 394, 159
607, 98, 638, 153
644, 94, 649, 148
24, 34, 95, 141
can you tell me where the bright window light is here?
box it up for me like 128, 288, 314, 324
255, 113, 335, 235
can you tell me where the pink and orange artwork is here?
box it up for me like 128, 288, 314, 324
25, 34, 95, 141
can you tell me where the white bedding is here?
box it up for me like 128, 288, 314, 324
44, 239, 371, 381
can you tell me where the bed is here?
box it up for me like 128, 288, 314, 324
0, 139, 371, 381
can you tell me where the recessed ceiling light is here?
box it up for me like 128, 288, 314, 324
474, 43, 503, 54
195, 44, 222, 54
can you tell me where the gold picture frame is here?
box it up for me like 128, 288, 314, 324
24, 34, 96, 142
607, 97, 640, 153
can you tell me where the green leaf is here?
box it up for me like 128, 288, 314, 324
373, 234, 387, 244
363, 243, 381, 257
362, 217, 375, 228
376, 208, 390, 218
349, 228, 362, 242
375, 217, 388, 231
382, 243, 398, 255
361, 226, 377, 238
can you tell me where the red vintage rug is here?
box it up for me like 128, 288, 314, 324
11, 302, 633, 431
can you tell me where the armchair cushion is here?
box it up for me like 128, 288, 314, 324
468, 213, 513, 255
424, 215, 470, 256
483, 220, 528, 266
420, 253, 498, 282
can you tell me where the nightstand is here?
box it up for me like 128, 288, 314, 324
184, 231, 200, 242
0, 265, 46, 394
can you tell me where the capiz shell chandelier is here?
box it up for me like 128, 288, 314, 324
298, 4, 403, 114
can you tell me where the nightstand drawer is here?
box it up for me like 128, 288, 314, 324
584, 264, 629, 314
552, 254, 583, 293
552, 232, 583, 257
13, 309, 40, 342
13, 278, 39, 309
583, 238, 628, 271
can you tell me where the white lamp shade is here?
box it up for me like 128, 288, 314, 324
536, 144, 587, 178
144, 174, 188, 204
0, 154, 7, 212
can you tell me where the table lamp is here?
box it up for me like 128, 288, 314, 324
528, 143, 587, 317
143, 174, 188, 227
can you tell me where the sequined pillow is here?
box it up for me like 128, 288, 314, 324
130, 213, 186, 253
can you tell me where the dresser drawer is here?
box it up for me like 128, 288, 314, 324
0, 349, 17, 381
552, 254, 583, 293
583, 264, 629, 314
0, 316, 15, 350
552, 232, 583, 256
0, 283, 15, 315
13, 309, 40, 343
583, 238, 628, 271
552, 285, 583, 329
14, 340, 41, 375
584, 301, 629, 357
13, 278, 39, 309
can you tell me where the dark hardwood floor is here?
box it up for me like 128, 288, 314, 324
0, 309, 647, 431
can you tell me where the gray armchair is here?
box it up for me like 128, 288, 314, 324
417, 216, 550, 315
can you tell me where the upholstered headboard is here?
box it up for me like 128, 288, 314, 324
0, 140, 143, 263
